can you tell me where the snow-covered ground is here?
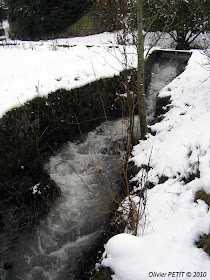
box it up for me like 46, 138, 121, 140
1, 30, 209, 279
102, 51, 210, 279
0, 31, 137, 118
0, 30, 176, 118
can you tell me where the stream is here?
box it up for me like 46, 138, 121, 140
0, 51, 190, 280
1, 119, 129, 280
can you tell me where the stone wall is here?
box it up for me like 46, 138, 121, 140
0, 73, 126, 252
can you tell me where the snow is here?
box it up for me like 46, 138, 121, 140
31, 183, 41, 195
0, 32, 136, 118
1, 30, 209, 279
0, 30, 179, 118
102, 50, 210, 279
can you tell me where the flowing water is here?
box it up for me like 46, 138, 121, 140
146, 58, 178, 123
0, 51, 189, 280
1, 119, 130, 280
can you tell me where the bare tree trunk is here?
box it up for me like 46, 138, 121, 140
137, 0, 147, 139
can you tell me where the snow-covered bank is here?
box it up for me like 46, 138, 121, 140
1, 30, 206, 119
0, 30, 180, 119
0, 32, 136, 118
102, 50, 210, 279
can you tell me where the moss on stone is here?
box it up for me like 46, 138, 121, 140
155, 95, 171, 118
195, 190, 210, 207
197, 235, 210, 256
91, 267, 113, 280
194, 190, 210, 256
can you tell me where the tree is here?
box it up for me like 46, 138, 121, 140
170, 0, 209, 49
0, 0, 6, 35
0, 0, 6, 22
144, 0, 210, 49
137, 0, 147, 139
5, 0, 92, 40
96, 0, 209, 140
96, 0, 148, 139
97, 0, 209, 50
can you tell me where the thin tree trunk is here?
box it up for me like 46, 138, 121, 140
137, 0, 147, 139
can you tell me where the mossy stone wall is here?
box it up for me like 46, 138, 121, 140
0, 73, 126, 251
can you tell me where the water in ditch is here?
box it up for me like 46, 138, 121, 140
1, 118, 130, 280
0, 52, 189, 280
146, 57, 179, 123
